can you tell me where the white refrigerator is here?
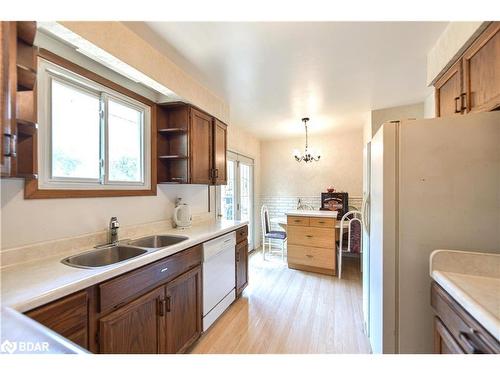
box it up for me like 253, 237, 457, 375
366, 111, 500, 354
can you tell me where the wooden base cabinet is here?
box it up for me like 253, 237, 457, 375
98, 265, 202, 354
99, 286, 166, 354
26, 290, 89, 350
287, 216, 336, 275
165, 266, 202, 354
431, 282, 500, 354
235, 225, 249, 297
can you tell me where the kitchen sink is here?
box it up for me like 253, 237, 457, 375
61, 245, 148, 269
127, 235, 189, 249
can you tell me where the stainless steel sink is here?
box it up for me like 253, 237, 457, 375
127, 235, 189, 249
61, 245, 148, 269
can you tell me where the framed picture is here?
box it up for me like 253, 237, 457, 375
320, 192, 348, 220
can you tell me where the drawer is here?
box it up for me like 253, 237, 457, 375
27, 290, 88, 349
288, 225, 335, 248
309, 217, 336, 228
287, 244, 335, 270
236, 225, 248, 243
431, 282, 499, 354
99, 244, 202, 312
287, 216, 310, 226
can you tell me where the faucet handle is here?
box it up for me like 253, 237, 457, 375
109, 217, 120, 229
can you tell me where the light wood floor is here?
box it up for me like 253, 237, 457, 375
190, 249, 371, 354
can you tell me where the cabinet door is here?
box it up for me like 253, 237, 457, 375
165, 265, 202, 353
462, 22, 500, 113
212, 118, 227, 185
189, 108, 212, 184
99, 286, 166, 354
235, 240, 248, 296
434, 317, 465, 354
435, 59, 463, 117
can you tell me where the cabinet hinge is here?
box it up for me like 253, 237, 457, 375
95, 331, 100, 345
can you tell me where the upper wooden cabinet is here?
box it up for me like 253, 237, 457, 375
157, 102, 228, 185
435, 22, 500, 117
213, 118, 228, 185
435, 60, 463, 117
0, 21, 37, 179
190, 107, 213, 184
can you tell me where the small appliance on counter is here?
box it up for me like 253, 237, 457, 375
173, 198, 192, 228
320, 191, 348, 219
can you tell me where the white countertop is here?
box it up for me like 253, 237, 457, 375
430, 249, 500, 341
1, 219, 247, 313
285, 210, 338, 218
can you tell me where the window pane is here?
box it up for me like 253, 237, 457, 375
108, 99, 143, 182
51, 80, 100, 179
240, 163, 250, 222
221, 160, 235, 220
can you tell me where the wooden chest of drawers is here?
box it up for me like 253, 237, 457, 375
286, 215, 336, 275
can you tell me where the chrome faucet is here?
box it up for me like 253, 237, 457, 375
109, 217, 120, 245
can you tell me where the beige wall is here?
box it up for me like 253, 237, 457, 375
371, 102, 424, 136
260, 128, 363, 198
427, 22, 484, 85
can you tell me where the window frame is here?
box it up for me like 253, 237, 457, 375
25, 49, 157, 199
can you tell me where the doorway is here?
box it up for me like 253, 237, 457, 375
217, 151, 254, 250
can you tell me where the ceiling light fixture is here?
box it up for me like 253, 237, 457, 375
293, 117, 320, 163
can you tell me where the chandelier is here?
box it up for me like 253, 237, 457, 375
293, 117, 320, 163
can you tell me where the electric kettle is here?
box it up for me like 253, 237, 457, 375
173, 203, 192, 228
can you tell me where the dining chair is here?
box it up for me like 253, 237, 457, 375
337, 210, 362, 278
260, 205, 287, 261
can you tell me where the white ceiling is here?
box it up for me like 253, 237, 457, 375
140, 22, 448, 139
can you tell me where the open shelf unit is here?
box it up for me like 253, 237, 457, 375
1, 21, 38, 179
157, 103, 190, 184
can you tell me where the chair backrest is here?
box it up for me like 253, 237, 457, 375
260, 204, 270, 235
339, 210, 362, 254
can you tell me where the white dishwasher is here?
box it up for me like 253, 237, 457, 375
202, 232, 236, 331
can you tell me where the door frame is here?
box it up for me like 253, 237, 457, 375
216, 150, 254, 250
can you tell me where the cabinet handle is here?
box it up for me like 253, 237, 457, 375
166, 296, 171, 312
306, 235, 313, 238
158, 298, 166, 316
306, 254, 313, 258
160, 267, 168, 273
318, 221, 325, 224
460, 93, 468, 112
459, 331, 484, 354
215, 168, 219, 178
236, 251, 240, 262
454, 96, 461, 113
294, 220, 301, 223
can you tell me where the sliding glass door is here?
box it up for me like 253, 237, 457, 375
218, 152, 254, 250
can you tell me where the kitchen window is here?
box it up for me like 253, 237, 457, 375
37, 58, 152, 192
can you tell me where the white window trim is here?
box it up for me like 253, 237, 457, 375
37, 58, 151, 191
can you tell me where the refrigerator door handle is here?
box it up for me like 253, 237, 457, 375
362, 193, 370, 233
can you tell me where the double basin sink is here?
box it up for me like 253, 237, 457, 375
61, 235, 189, 269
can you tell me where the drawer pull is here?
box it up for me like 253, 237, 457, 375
318, 221, 325, 224
459, 331, 484, 354
160, 267, 169, 273
306, 235, 313, 238
306, 254, 313, 258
